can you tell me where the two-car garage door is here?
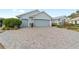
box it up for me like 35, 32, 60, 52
21, 19, 50, 27
34, 19, 50, 27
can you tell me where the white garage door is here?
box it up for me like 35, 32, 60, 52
34, 19, 50, 27
21, 19, 28, 27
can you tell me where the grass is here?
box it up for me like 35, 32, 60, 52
67, 25, 79, 32
52, 23, 79, 32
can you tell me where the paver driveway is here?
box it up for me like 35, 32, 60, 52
0, 27, 79, 49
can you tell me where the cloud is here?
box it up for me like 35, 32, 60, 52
12, 9, 25, 15
13, 9, 18, 12
18, 10, 25, 13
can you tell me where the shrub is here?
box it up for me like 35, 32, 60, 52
2, 18, 22, 30
64, 22, 73, 27
52, 23, 58, 26
56, 25, 64, 28
52, 22, 74, 28
52, 23, 64, 28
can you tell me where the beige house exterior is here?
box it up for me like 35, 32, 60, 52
71, 17, 79, 24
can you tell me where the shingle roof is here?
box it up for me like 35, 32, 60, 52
16, 10, 53, 20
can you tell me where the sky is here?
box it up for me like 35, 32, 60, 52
0, 9, 78, 18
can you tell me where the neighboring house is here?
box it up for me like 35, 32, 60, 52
71, 17, 79, 24
16, 10, 52, 27
52, 16, 68, 25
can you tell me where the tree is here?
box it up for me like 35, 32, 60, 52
68, 13, 76, 19
68, 10, 79, 19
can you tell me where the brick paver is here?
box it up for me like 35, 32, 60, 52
0, 27, 79, 49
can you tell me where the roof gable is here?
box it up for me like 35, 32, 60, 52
32, 12, 52, 20
16, 10, 53, 20
31, 12, 51, 17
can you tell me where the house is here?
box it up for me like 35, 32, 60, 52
16, 10, 52, 27
71, 17, 79, 24
52, 16, 68, 25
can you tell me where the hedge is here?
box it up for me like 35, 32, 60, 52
2, 18, 22, 30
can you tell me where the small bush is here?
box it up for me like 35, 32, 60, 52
52, 23, 58, 26
56, 25, 64, 28
64, 22, 74, 27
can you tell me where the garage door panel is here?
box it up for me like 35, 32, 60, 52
34, 20, 50, 27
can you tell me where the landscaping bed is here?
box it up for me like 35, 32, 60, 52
52, 22, 79, 32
